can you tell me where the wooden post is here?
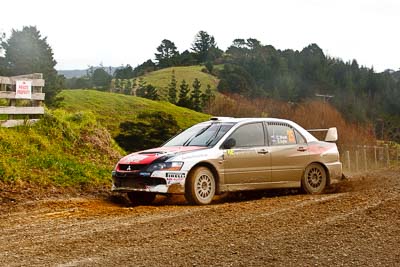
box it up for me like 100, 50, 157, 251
385, 144, 390, 167
355, 149, 359, 172
346, 150, 351, 171
363, 145, 367, 171
374, 146, 378, 169
397, 148, 399, 166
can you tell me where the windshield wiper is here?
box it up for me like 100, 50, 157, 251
182, 124, 212, 146
205, 125, 222, 147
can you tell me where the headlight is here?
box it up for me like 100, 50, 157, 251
146, 161, 183, 172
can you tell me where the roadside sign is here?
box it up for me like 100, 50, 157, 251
15, 80, 32, 99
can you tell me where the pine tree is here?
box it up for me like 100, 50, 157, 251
125, 79, 132, 95
190, 78, 202, 111
168, 70, 177, 104
201, 84, 214, 109
136, 77, 147, 97
145, 84, 160, 100
177, 80, 190, 108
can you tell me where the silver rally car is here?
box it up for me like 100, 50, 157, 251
112, 117, 342, 205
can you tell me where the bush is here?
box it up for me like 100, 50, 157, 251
115, 111, 180, 152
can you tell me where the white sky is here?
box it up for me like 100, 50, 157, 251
1, 0, 399, 72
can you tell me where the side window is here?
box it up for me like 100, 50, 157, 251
268, 124, 297, 146
295, 130, 307, 144
229, 123, 265, 147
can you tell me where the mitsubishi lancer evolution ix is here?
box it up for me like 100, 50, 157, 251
112, 117, 342, 205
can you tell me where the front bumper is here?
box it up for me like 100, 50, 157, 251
111, 170, 187, 194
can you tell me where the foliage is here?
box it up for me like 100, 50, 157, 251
177, 80, 191, 108
92, 67, 112, 90
0, 110, 121, 185
0, 26, 64, 105
191, 31, 222, 63
155, 39, 179, 68
190, 78, 202, 111
167, 70, 177, 104
58, 89, 209, 138
115, 111, 180, 152
114, 64, 134, 79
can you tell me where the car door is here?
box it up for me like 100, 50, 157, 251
267, 122, 310, 183
223, 122, 271, 184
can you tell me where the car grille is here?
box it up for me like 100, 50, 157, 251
118, 164, 147, 171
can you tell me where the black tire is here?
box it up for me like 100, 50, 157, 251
127, 191, 156, 205
185, 167, 216, 205
301, 163, 327, 194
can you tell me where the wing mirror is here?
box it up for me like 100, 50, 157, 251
325, 127, 338, 142
222, 138, 236, 149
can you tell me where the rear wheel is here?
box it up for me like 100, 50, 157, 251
185, 167, 216, 205
301, 163, 327, 194
127, 191, 156, 205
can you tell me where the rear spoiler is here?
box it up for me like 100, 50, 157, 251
307, 127, 338, 142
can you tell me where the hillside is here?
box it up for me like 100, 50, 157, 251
0, 110, 122, 186
57, 89, 210, 137
1, 90, 210, 188
139, 66, 219, 97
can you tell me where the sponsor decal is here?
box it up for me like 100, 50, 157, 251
139, 172, 151, 177
227, 149, 234, 156
166, 172, 186, 179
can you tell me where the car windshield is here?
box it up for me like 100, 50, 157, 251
163, 122, 235, 147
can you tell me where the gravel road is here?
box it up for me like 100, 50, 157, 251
0, 170, 399, 266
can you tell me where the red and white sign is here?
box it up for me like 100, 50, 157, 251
15, 80, 32, 99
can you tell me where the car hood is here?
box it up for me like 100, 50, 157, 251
118, 146, 206, 165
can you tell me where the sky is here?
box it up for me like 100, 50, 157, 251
1, 0, 399, 72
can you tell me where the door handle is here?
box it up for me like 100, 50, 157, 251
257, 149, 269, 154
297, 147, 307, 152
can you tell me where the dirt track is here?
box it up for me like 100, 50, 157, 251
0, 170, 399, 266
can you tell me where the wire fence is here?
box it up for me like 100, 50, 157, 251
340, 145, 400, 173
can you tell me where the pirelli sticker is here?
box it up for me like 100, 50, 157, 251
166, 172, 186, 179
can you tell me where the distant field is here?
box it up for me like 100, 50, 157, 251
58, 89, 210, 137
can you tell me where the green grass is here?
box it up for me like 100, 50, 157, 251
0, 110, 122, 185
58, 89, 210, 137
142, 66, 219, 94
0, 89, 210, 187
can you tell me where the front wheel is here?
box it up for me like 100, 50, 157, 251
185, 167, 216, 205
127, 191, 156, 205
301, 163, 327, 194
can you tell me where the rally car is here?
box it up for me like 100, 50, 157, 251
112, 117, 342, 205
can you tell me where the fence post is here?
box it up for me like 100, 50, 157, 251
397, 148, 399, 167
385, 144, 390, 167
363, 145, 367, 171
346, 150, 351, 171
374, 146, 378, 169
355, 148, 359, 172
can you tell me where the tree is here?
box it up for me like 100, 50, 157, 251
115, 111, 180, 152
201, 84, 214, 109
190, 78, 202, 111
168, 70, 177, 104
114, 64, 134, 79
1, 26, 64, 104
136, 78, 147, 97
191, 31, 220, 63
145, 84, 160, 100
155, 39, 179, 68
92, 67, 112, 90
125, 79, 132, 95
177, 80, 191, 108
132, 60, 156, 77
